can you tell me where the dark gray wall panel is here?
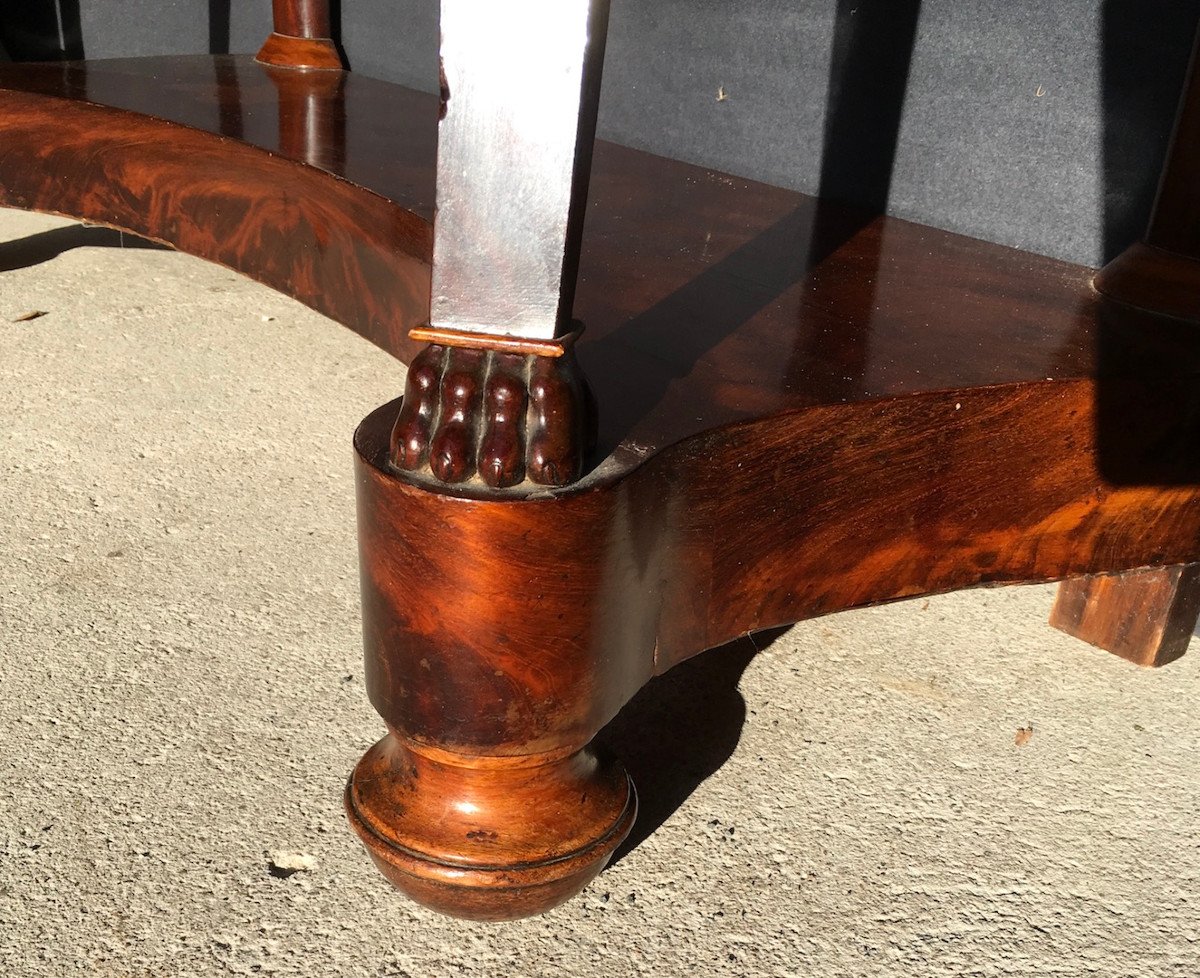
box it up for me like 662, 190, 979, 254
336, 0, 438, 92
2, 1, 1197, 267
79, 0, 208, 57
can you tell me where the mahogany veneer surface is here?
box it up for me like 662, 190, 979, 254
3, 57, 1198, 580
6, 52, 1200, 922
0, 56, 437, 214
0, 54, 1171, 477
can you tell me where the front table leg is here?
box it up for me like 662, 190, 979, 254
344, 382, 641, 920
346, 0, 621, 918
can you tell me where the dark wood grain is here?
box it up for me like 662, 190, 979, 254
0, 57, 437, 219
5, 52, 1200, 918
0, 54, 1124, 472
1059, 25, 1200, 666
351, 340, 1200, 915
0, 58, 1113, 458
345, 737, 635, 921
271, 0, 333, 39
356, 369, 1200, 754
0, 59, 433, 357
256, 33, 343, 71
0, 54, 1112, 459
1051, 565, 1200, 667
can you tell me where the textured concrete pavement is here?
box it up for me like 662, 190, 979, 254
2, 209, 1199, 977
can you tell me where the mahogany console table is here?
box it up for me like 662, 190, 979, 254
3, 2, 1200, 921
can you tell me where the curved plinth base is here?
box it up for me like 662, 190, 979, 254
344, 735, 636, 921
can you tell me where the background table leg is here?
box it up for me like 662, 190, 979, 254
1050, 564, 1200, 667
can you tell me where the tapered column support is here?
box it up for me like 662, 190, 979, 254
389, 0, 610, 492
346, 401, 645, 920
257, 0, 343, 70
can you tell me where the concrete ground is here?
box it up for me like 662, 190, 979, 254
1, 207, 1198, 977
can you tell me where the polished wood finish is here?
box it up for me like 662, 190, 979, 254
257, 0, 342, 70
256, 33, 343, 71
391, 343, 593, 490
1092, 242, 1200, 322
0, 54, 1111, 425
0, 55, 1135, 456
271, 0, 333, 39
0, 58, 432, 357
357, 366, 1200, 708
263, 59, 348, 161
1059, 23, 1200, 656
1051, 565, 1200, 667
345, 737, 635, 920
4, 52, 1200, 918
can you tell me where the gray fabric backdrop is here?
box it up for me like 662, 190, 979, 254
3, 1, 1198, 268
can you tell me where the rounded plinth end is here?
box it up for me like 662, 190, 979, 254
344, 734, 636, 920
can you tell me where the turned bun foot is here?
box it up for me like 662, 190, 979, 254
344, 734, 636, 921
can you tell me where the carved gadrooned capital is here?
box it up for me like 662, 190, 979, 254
389, 341, 595, 492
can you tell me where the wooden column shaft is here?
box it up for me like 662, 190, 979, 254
272, 0, 333, 40
257, 0, 342, 70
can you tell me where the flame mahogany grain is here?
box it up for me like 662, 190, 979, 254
0, 59, 433, 357
3, 53, 1199, 918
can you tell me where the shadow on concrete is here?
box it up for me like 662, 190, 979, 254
0, 224, 168, 275
597, 626, 792, 867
